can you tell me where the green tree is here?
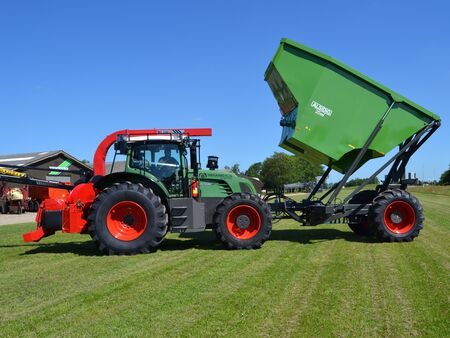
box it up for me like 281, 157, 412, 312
245, 162, 262, 178
346, 176, 379, 187
260, 152, 323, 190
439, 165, 450, 185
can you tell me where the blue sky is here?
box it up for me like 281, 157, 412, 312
0, 0, 448, 183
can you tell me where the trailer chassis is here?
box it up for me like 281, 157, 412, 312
267, 108, 440, 226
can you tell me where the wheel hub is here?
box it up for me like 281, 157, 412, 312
390, 211, 402, 224
383, 200, 416, 234
226, 204, 262, 240
123, 214, 135, 226
236, 215, 251, 229
106, 201, 147, 241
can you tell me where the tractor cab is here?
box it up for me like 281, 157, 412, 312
128, 141, 186, 195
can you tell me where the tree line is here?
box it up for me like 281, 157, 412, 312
226, 152, 323, 190
440, 165, 450, 185
225, 157, 450, 190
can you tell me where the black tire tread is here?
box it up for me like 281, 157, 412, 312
213, 193, 272, 249
88, 181, 167, 255
370, 189, 424, 242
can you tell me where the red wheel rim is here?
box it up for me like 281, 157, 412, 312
106, 201, 147, 241
226, 205, 261, 240
383, 200, 415, 234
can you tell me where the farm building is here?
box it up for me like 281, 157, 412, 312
0, 150, 91, 213
0, 150, 91, 183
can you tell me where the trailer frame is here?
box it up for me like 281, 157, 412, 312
267, 113, 440, 226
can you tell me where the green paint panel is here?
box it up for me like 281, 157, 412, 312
197, 170, 256, 198
48, 159, 72, 176
265, 38, 441, 173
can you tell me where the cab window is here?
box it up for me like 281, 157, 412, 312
130, 143, 181, 185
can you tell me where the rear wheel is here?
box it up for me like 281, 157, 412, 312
213, 193, 272, 249
369, 189, 423, 242
347, 190, 377, 236
88, 182, 168, 255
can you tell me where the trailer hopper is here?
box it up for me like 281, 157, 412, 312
265, 38, 441, 173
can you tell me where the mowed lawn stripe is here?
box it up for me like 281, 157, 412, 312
78, 247, 281, 336
146, 243, 289, 336
391, 243, 449, 337
179, 230, 334, 337
1, 233, 199, 321
294, 236, 386, 337
2, 247, 224, 336
261, 235, 338, 337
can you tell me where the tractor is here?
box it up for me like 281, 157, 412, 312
21, 129, 272, 255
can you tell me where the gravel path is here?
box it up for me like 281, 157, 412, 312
0, 212, 36, 226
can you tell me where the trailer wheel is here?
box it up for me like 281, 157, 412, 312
88, 182, 168, 255
347, 190, 378, 237
213, 193, 272, 249
369, 189, 423, 242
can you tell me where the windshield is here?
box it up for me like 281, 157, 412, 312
130, 143, 181, 184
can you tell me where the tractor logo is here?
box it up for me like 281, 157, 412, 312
311, 100, 333, 118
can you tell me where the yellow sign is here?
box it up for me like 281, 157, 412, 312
0, 167, 26, 178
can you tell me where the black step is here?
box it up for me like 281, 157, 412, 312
171, 206, 187, 217
171, 226, 188, 233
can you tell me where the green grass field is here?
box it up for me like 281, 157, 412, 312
0, 186, 449, 337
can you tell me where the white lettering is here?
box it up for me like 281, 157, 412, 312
311, 100, 333, 117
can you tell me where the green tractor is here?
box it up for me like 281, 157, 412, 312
21, 128, 272, 255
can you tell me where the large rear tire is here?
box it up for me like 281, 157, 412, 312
213, 193, 272, 249
88, 182, 168, 255
369, 189, 423, 242
347, 190, 378, 237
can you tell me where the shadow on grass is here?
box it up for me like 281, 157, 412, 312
0, 227, 377, 256
21, 241, 102, 256
270, 228, 378, 244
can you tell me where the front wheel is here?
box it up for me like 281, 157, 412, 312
369, 189, 424, 242
213, 193, 272, 249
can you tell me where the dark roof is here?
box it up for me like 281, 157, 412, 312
0, 150, 92, 171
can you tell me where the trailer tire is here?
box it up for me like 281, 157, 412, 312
370, 189, 423, 242
347, 190, 378, 237
88, 182, 168, 255
213, 193, 272, 249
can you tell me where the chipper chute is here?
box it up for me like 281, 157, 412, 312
265, 38, 441, 241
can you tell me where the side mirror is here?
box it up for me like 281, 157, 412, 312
207, 156, 219, 170
114, 140, 128, 155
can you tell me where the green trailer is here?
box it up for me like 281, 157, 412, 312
265, 38, 441, 242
